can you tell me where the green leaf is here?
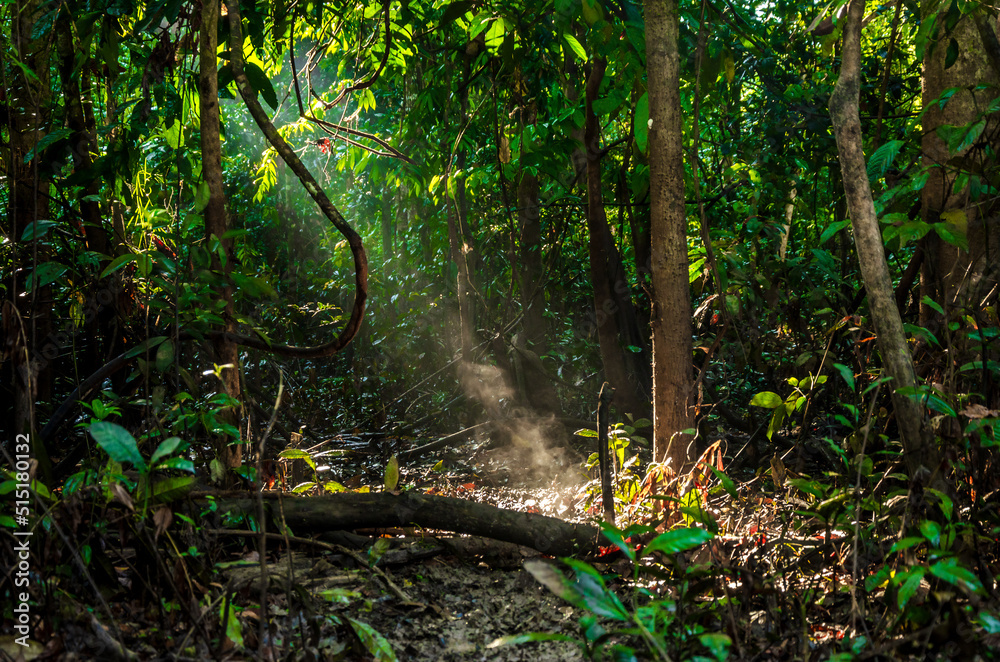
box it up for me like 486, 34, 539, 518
23, 127, 72, 164
439, 0, 475, 25
369, 537, 390, 566
643, 527, 713, 556
750, 391, 783, 409
766, 407, 787, 441
89, 421, 147, 472
524, 559, 628, 620
820, 219, 851, 244
20, 220, 59, 241
919, 519, 941, 547
866, 140, 904, 179
897, 386, 957, 418
680, 505, 718, 533
220, 596, 244, 648
599, 523, 637, 562
563, 32, 587, 62
944, 38, 958, 69
155, 339, 174, 372
926, 487, 953, 521
929, 557, 984, 595
155, 457, 194, 473
150, 475, 196, 502
124, 336, 167, 359
787, 477, 825, 498
890, 536, 925, 554
150, 436, 184, 465
484, 16, 506, 52
244, 60, 278, 110
563, 559, 629, 620
25, 262, 67, 290
831, 362, 855, 390
279, 448, 310, 459
194, 180, 211, 212
897, 567, 926, 609
699, 632, 732, 660
920, 295, 944, 315
708, 465, 738, 499
978, 612, 1000, 634
574, 428, 599, 438
934, 220, 969, 251
384, 455, 399, 491
100, 253, 139, 279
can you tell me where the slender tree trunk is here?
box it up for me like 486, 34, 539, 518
585, 58, 650, 419
380, 183, 394, 263
829, 0, 938, 479
202, 0, 242, 470
445, 55, 478, 361
646, 0, 695, 470
779, 185, 796, 262
57, 16, 114, 381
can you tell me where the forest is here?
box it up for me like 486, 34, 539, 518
2, 0, 1000, 658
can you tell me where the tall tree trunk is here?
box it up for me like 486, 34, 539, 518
442, 54, 479, 364
646, 0, 695, 469
829, 0, 938, 479
202, 0, 242, 470
919, 4, 1000, 403
515, 72, 562, 417
585, 58, 650, 419
4, 0, 52, 479
57, 15, 114, 381
380, 183, 394, 263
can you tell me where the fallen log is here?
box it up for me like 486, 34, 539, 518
209, 491, 602, 557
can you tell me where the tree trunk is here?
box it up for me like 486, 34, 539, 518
919, 4, 1000, 403
4, 0, 52, 477
57, 15, 114, 381
211, 491, 601, 557
446, 54, 479, 361
646, 0, 695, 470
201, 0, 243, 470
380, 182, 394, 264
829, 0, 938, 479
585, 58, 651, 419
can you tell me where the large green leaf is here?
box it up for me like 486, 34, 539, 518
25, 262, 67, 290
20, 220, 59, 241
562, 33, 587, 62
750, 391, 783, 409
643, 527, 713, 556
347, 617, 398, 661
89, 422, 146, 472
929, 557, 984, 595
866, 139, 903, 179
244, 60, 278, 110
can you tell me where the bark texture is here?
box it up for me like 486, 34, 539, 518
4, 0, 52, 468
212, 491, 602, 557
920, 3, 1000, 404
201, 0, 242, 469
585, 58, 651, 419
830, 0, 938, 479
646, 0, 695, 470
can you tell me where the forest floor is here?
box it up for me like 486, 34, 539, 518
15, 430, 998, 660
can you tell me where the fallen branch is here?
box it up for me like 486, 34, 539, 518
209, 491, 602, 557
